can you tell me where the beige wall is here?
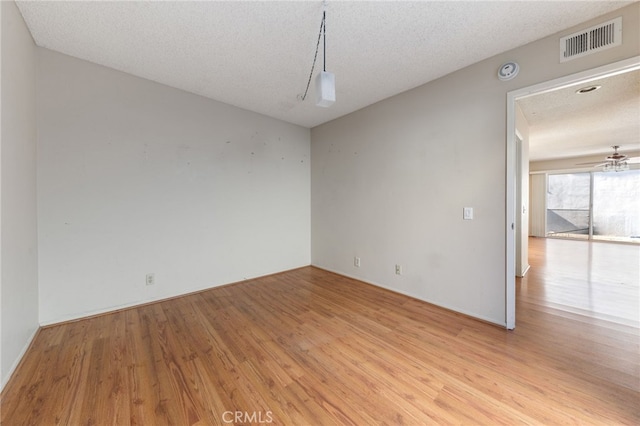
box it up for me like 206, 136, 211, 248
311, 4, 639, 325
515, 104, 530, 277
529, 174, 547, 237
37, 49, 311, 325
0, 1, 39, 390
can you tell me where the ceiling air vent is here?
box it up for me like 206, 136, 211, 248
560, 17, 622, 62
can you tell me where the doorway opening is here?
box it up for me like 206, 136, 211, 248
505, 56, 640, 330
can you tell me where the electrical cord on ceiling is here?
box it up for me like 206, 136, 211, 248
300, 10, 326, 101
323, 9, 326, 72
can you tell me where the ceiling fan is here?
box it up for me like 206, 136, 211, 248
576, 145, 640, 172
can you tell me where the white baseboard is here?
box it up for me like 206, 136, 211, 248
40, 265, 312, 327
1, 326, 39, 392
520, 264, 531, 277
311, 264, 506, 328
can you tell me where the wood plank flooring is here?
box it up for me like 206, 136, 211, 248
1, 238, 639, 424
519, 237, 639, 327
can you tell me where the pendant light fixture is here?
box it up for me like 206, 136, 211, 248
300, 2, 335, 107
315, 6, 335, 107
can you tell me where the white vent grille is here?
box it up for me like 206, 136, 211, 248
560, 17, 622, 62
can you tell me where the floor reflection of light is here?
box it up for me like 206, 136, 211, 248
528, 237, 640, 326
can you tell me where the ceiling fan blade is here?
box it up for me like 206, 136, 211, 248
576, 161, 607, 165
575, 153, 638, 167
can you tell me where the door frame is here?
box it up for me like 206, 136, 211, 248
505, 56, 640, 330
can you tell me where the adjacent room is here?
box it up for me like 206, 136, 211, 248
1, 1, 639, 424
515, 66, 640, 327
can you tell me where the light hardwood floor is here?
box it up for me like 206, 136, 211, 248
1, 238, 638, 424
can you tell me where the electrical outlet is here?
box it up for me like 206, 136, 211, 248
146, 273, 155, 286
395, 264, 402, 275
354, 257, 361, 267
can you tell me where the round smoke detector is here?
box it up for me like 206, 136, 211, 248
498, 62, 520, 81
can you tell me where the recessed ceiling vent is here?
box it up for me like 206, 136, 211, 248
560, 17, 622, 62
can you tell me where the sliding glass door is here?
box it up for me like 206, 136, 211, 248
592, 169, 640, 242
546, 170, 640, 243
546, 173, 591, 239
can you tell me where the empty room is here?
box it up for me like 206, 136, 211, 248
1, 1, 638, 424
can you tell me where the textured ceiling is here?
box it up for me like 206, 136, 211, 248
519, 69, 640, 161
16, 1, 634, 129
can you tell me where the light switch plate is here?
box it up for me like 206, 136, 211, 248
463, 207, 474, 220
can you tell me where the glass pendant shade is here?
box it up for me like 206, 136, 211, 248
316, 71, 335, 107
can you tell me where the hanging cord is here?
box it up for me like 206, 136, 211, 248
323, 10, 326, 72
300, 11, 326, 101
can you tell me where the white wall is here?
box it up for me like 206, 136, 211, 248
37, 49, 310, 324
0, 1, 39, 389
311, 4, 639, 326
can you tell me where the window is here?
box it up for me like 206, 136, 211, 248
546, 170, 640, 243
547, 173, 590, 239
592, 169, 640, 242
